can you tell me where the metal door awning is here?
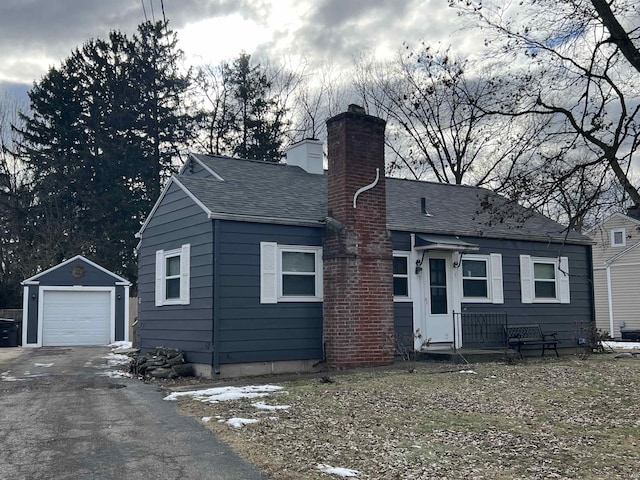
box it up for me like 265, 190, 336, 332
414, 234, 479, 252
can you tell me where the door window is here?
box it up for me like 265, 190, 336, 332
429, 258, 448, 314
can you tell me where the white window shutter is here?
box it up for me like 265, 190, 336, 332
155, 250, 164, 306
180, 244, 191, 305
260, 242, 278, 304
490, 253, 504, 304
558, 256, 570, 304
315, 247, 324, 299
520, 255, 533, 304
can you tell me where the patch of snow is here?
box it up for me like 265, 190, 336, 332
108, 341, 132, 349
458, 370, 477, 374
201, 417, 211, 423
603, 341, 640, 350
98, 370, 132, 378
317, 463, 360, 477
252, 401, 290, 410
163, 385, 283, 403
103, 354, 132, 367
34, 363, 53, 368
1, 371, 20, 382
226, 418, 258, 428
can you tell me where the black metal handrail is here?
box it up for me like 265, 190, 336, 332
454, 311, 508, 349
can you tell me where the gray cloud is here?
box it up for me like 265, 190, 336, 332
0, 0, 466, 91
0, 0, 268, 83
277, 0, 461, 67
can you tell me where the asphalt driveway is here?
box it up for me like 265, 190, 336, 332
0, 346, 267, 480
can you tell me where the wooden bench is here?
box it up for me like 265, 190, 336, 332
506, 324, 559, 358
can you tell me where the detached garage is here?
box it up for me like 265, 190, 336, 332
22, 256, 131, 347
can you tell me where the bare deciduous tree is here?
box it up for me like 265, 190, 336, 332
353, 44, 549, 188
451, 0, 640, 212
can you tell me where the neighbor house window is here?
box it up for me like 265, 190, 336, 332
260, 242, 322, 303
393, 253, 410, 300
519, 255, 570, 304
155, 244, 190, 306
611, 228, 626, 247
461, 254, 503, 304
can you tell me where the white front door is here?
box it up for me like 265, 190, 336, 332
423, 253, 455, 345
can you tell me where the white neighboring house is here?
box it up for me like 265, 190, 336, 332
587, 207, 640, 339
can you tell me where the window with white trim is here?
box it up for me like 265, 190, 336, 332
260, 242, 322, 303
155, 244, 190, 306
519, 255, 570, 304
533, 261, 556, 298
393, 253, 410, 300
460, 253, 504, 304
611, 228, 626, 247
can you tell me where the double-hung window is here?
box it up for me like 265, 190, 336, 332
280, 249, 319, 297
155, 244, 190, 306
519, 255, 570, 304
533, 261, 557, 299
393, 253, 410, 300
260, 242, 323, 303
460, 254, 503, 304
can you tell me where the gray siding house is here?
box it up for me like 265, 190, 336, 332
136, 106, 594, 377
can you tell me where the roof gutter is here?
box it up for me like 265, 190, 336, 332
206, 211, 325, 228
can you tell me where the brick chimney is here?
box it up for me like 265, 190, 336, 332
322, 105, 394, 369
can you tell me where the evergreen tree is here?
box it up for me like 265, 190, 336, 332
18, 21, 192, 282
197, 53, 288, 161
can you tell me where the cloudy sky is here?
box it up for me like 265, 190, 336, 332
0, 0, 472, 103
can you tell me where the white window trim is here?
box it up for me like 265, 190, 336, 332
278, 246, 323, 302
520, 255, 570, 304
260, 242, 323, 303
393, 251, 412, 302
155, 244, 190, 306
611, 228, 626, 247
460, 253, 503, 304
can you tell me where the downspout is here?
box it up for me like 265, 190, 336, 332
606, 265, 614, 339
212, 219, 221, 374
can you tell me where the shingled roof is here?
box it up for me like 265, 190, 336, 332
170, 154, 591, 245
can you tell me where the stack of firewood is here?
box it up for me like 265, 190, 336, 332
131, 347, 193, 379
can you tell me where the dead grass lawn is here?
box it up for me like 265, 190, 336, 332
175, 356, 640, 479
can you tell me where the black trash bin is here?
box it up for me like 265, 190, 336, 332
0, 319, 19, 347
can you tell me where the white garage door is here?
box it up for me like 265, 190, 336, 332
42, 290, 111, 346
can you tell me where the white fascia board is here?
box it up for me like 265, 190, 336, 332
137, 176, 177, 238
585, 212, 640, 235
172, 176, 215, 217
21, 255, 130, 285
137, 175, 214, 239
187, 153, 225, 180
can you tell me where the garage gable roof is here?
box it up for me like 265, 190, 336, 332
22, 255, 131, 285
